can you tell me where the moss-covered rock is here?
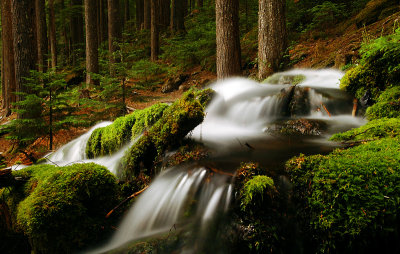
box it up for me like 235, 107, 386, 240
1, 163, 120, 254
331, 117, 400, 142
240, 175, 275, 211
286, 137, 400, 253
366, 86, 400, 120
86, 103, 169, 158
119, 90, 207, 180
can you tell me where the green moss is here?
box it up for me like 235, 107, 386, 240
330, 118, 400, 141
119, 90, 207, 180
366, 86, 400, 120
2, 163, 119, 254
86, 103, 169, 158
240, 175, 275, 211
286, 137, 400, 252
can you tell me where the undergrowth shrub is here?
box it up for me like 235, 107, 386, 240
287, 137, 400, 253
1, 163, 119, 254
86, 103, 169, 158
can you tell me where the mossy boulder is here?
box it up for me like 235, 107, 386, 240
86, 103, 169, 158
270, 118, 328, 136
286, 137, 400, 253
119, 90, 208, 180
331, 117, 400, 142
366, 86, 400, 120
0, 163, 120, 254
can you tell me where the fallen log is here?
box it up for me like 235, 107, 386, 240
105, 185, 149, 219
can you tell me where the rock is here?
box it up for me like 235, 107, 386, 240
268, 119, 328, 136
161, 74, 189, 93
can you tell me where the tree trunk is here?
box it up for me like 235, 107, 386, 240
151, 0, 159, 61
197, 0, 203, 8
70, 0, 85, 65
216, 0, 241, 79
160, 0, 170, 28
125, 0, 130, 24
258, 0, 287, 80
108, 0, 122, 75
1, 0, 16, 116
11, 0, 38, 118
171, 0, 185, 33
49, 0, 57, 69
85, 0, 99, 85
144, 0, 151, 29
136, 0, 144, 30
35, 0, 48, 72
60, 0, 71, 65
183, 0, 187, 16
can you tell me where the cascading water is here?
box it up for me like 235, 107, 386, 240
18, 69, 365, 253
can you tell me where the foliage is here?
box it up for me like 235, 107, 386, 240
331, 117, 400, 141
129, 59, 168, 89
340, 29, 400, 100
119, 89, 209, 180
366, 86, 400, 120
86, 103, 169, 158
240, 175, 275, 211
161, 5, 216, 72
1, 163, 119, 254
287, 137, 400, 253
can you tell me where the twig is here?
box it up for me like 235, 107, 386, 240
106, 186, 149, 219
206, 166, 234, 177
321, 103, 331, 117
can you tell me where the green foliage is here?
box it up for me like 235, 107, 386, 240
331, 117, 400, 141
2, 163, 119, 254
240, 175, 275, 211
86, 103, 169, 158
161, 5, 216, 72
308, 2, 347, 30
366, 86, 400, 120
129, 59, 168, 89
119, 89, 208, 180
340, 29, 400, 100
287, 137, 400, 252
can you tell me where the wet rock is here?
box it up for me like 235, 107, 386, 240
161, 74, 189, 93
268, 119, 328, 136
279, 86, 311, 117
264, 73, 306, 85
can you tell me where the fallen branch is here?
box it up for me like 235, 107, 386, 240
106, 185, 149, 219
321, 103, 331, 117
206, 166, 234, 177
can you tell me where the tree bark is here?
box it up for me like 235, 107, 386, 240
60, 0, 71, 65
108, 0, 122, 75
70, 0, 85, 65
85, 0, 99, 85
171, 0, 185, 33
258, 0, 287, 80
197, 0, 203, 8
160, 0, 170, 28
216, 0, 241, 79
151, 0, 159, 61
1, 0, 16, 116
125, 0, 130, 24
136, 0, 144, 30
35, 0, 48, 72
144, 0, 151, 29
11, 0, 38, 118
49, 0, 57, 69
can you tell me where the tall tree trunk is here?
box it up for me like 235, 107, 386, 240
151, 0, 159, 61
160, 0, 170, 28
49, 0, 57, 69
108, 0, 122, 76
258, 0, 287, 79
35, 0, 48, 72
1, 0, 16, 116
70, 0, 84, 65
60, 0, 71, 65
143, 0, 151, 29
171, 0, 185, 33
183, 0, 187, 16
11, 0, 38, 118
125, 0, 130, 24
136, 0, 144, 30
216, 0, 241, 79
85, 0, 99, 85
197, 0, 203, 8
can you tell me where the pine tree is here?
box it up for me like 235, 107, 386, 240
85, 0, 99, 85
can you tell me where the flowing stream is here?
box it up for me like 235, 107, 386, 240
32, 69, 365, 253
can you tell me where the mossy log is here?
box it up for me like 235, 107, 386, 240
118, 90, 208, 180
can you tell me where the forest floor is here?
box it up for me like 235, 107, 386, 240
1, 9, 399, 168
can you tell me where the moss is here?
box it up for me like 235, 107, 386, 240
366, 86, 400, 120
86, 103, 169, 158
2, 163, 119, 254
286, 137, 400, 252
331, 117, 400, 142
119, 90, 208, 180
240, 175, 275, 211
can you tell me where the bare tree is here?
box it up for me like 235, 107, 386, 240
216, 0, 241, 79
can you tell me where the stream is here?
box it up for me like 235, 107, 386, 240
40, 69, 364, 253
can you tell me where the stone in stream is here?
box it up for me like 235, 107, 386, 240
267, 118, 328, 136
